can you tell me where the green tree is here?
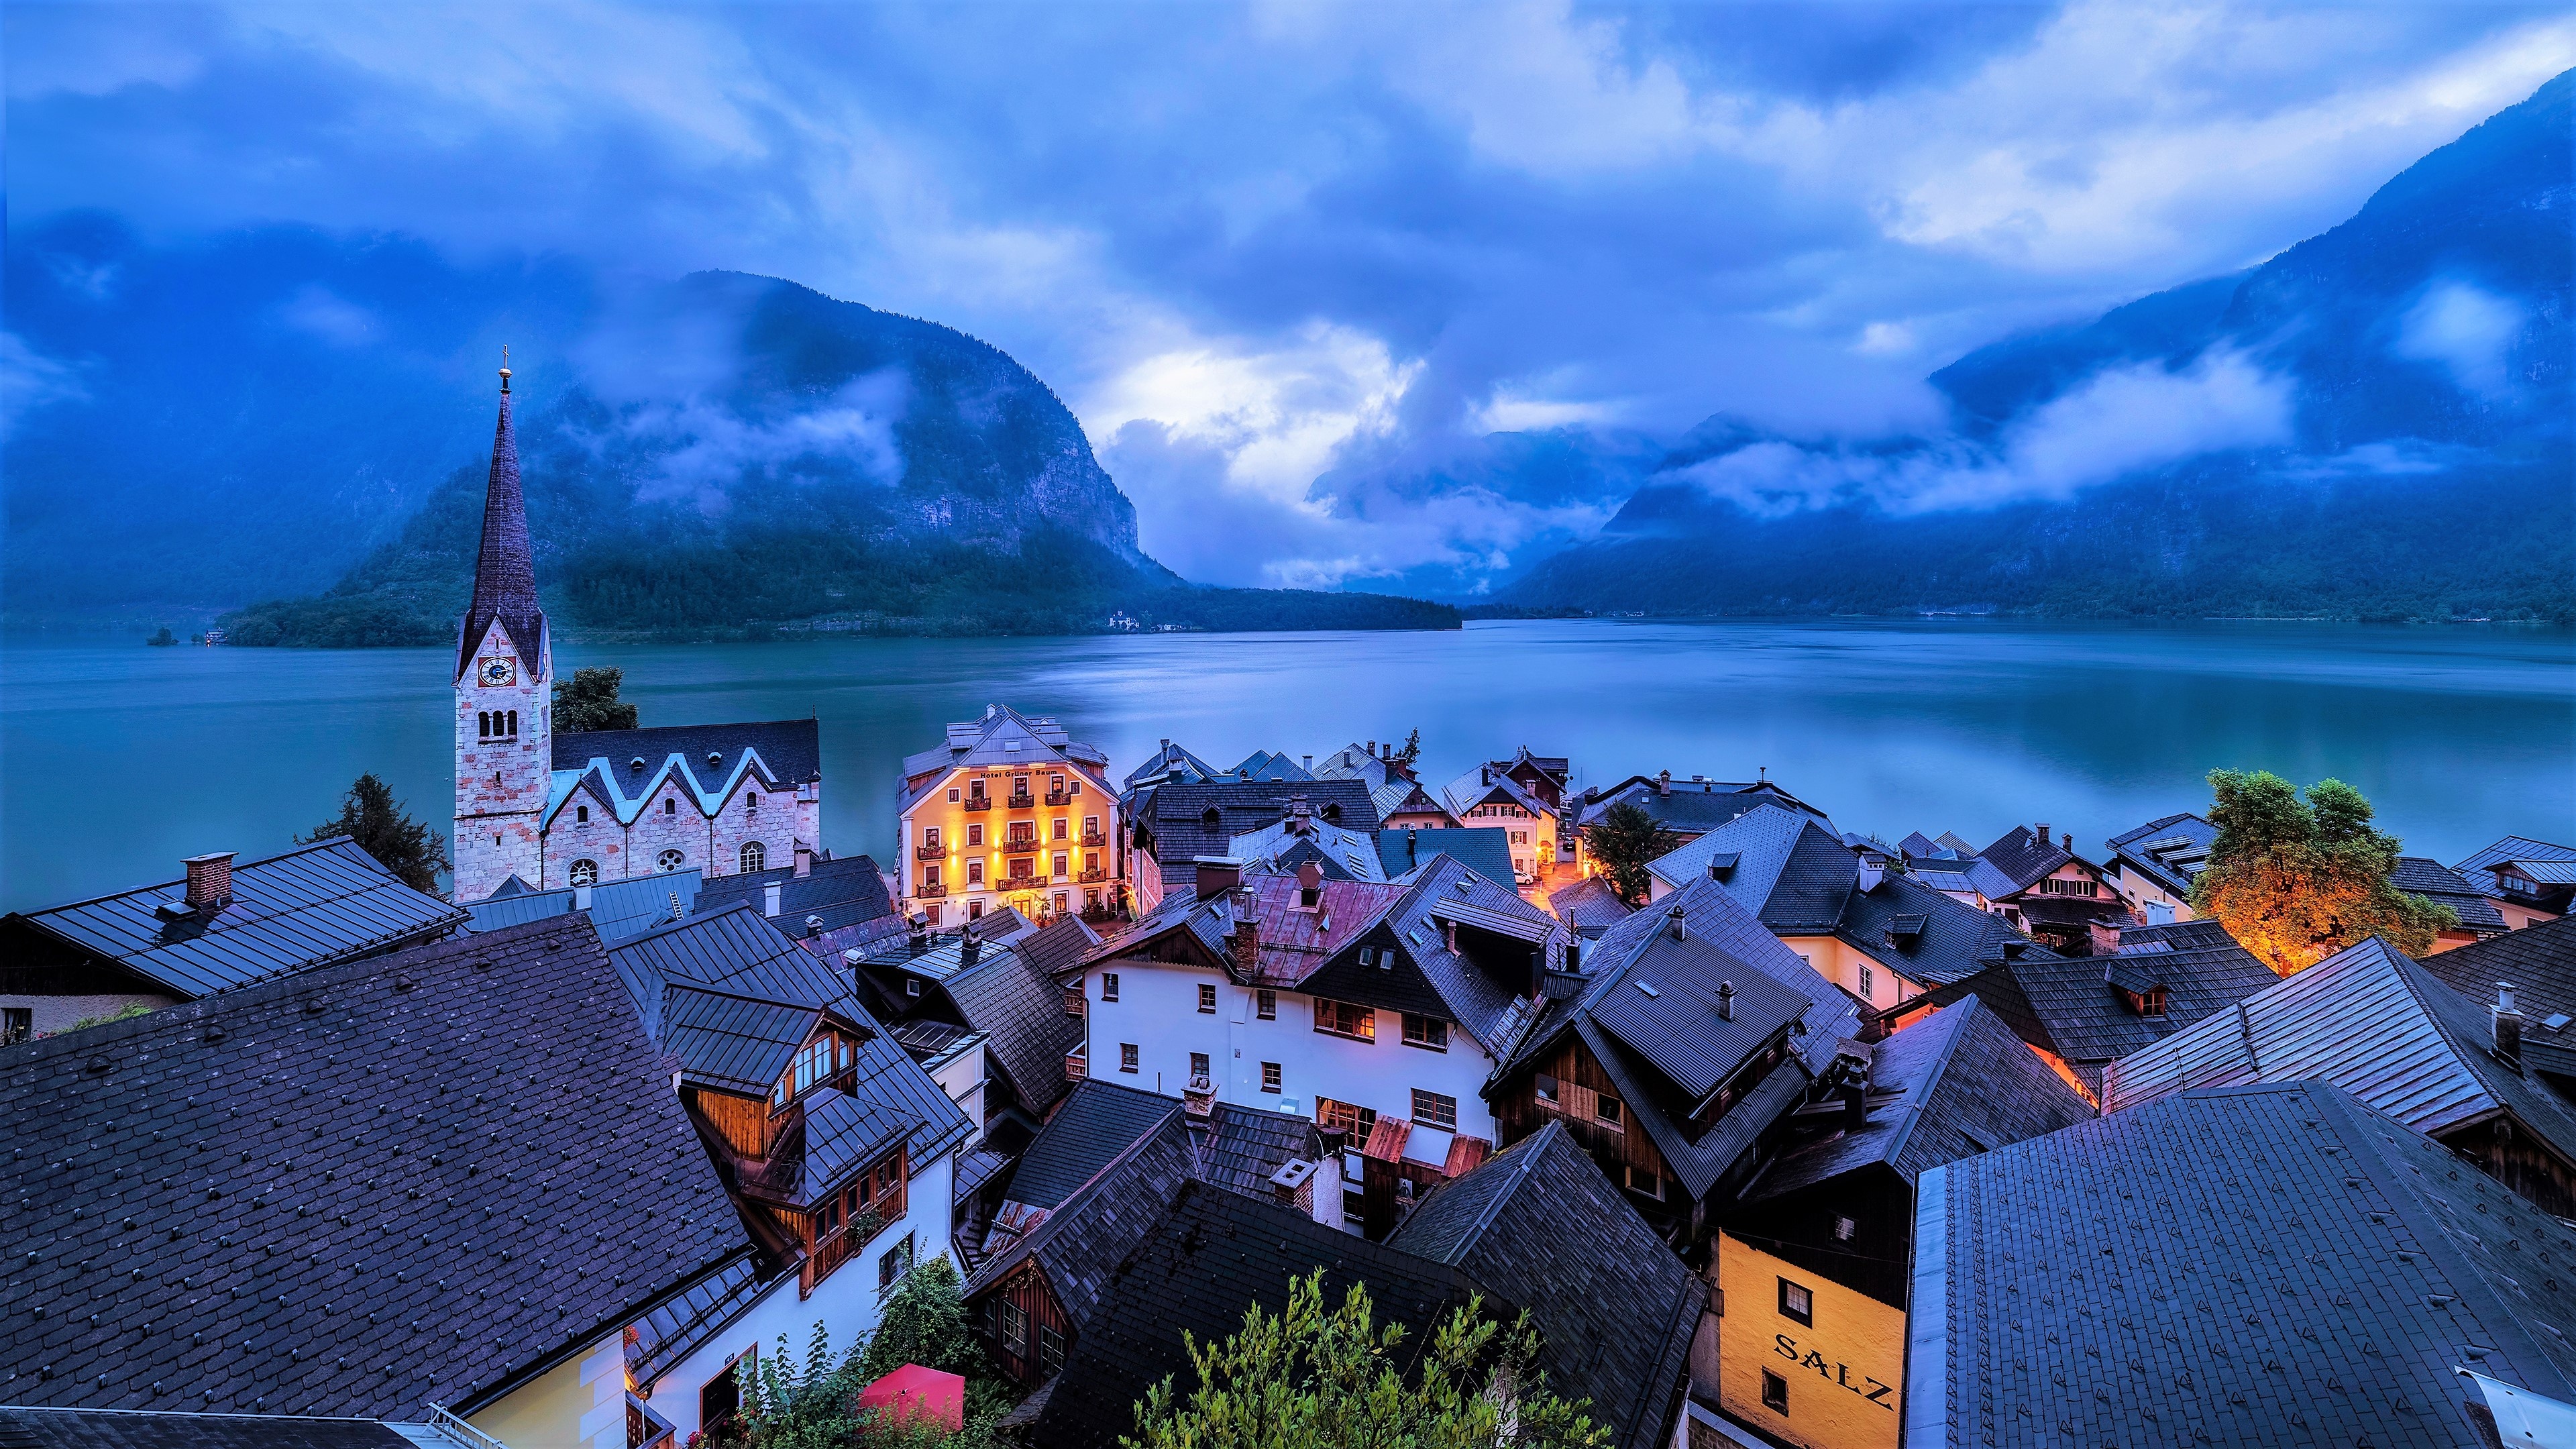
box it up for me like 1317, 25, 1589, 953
1125, 1271, 1608, 1449
1391, 729, 1423, 769
1580, 801, 1677, 906
301, 772, 451, 893
861, 1256, 987, 1383
553, 665, 639, 731
147, 627, 178, 647
2190, 769, 2457, 973
708, 1319, 997, 1449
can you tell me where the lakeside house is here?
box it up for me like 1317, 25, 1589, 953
2451, 835, 2576, 928
896, 704, 1121, 928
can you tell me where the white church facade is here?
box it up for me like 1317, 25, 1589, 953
450, 364, 823, 902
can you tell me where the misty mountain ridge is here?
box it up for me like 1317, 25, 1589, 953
1491, 68, 2572, 621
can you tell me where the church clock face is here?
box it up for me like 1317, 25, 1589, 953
480, 657, 515, 688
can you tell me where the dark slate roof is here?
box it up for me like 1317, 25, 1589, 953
1135, 780, 1383, 886
1389, 1122, 1705, 1449
2103, 938, 2576, 1176
1904, 922, 2275, 1089
609, 904, 855, 1034
1194, 1103, 1326, 1201
799, 1084, 920, 1197
659, 983, 823, 1095
555, 718, 822, 793
1976, 824, 2079, 894
1746, 997, 2094, 1203
1002, 1081, 1183, 1210
1588, 940, 1809, 1101
2453, 835, 2576, 896
1022, 1181, 1488, 1449
1120, 739, 1219, 792
0, 1407, 420, 1448
1546, 875, 1635, 936
2103, 810, 2216, 898
1644, 806, 1833, 911
462, 867, 698, 945
627, 1256, 763, 1389
1909, 1081, 2576, 1446
1377, 826, 1515, 883
943, 945, 1085, 1116
1379, 854, 1565, 1053
1834, 870, 2029, 988
2393, 856, 2510, 932
1012, 916, 1102, 980
2421, 916, 2576, 1049
2, 839, 469, 1000
0, 915, 752, 1420
1570, 777, 1824, 837
900, 705, 1110, 799
1225, 749, 1313, 782
845, 1007, 977, 1173
965, 1113, 1202, 1331
454, 386, 543, 681
693, 855, 894, 938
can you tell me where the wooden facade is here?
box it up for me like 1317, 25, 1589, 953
978, 1260, 1073, 1387
1493, 1035, 1680, 1215
2440, 1113, 2576, 1220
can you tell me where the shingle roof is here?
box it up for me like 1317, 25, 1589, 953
965, 1113, 1201, 1331
1389, 1122, 1705, 1449
0, 915, 752, 1419
555, 718, 822, 800
1588, 940, 1809, 1102
1570, 777, 1823, 837
1120, 739, 1218, 792
1438, 763, 1554, 823
1546, 875, 1635, 936
1002, 1081, 1183, 1211
608, 904, 853, 1035
1133, 780, 1383, 887
2392, 857, 2510, 932
1834, 871, 2025, 988
1910, 1081, 2576, 1446
1746, 998, 2094, 1203
1231, 818, 1387, 881
2103, 937, 2576, 1178
2452, 835, 2576, 897
798, 1084, 921, 1199
899, 706, 1110, 807
1224, 749, 1313, 782
2103, 811, 2216, 898
1012, 916, 1102, 980
461, 867, 696, 944
0, 1407, 421, 1448
1379, 855, 1564, 1052
1193, 1103, 1325, 1201
1020, 1181, 1488, 1449
943, 946, 1085, 1116
1308, 743, 1391, 790
1377, 827, 1515, 884
1642, 804, 1818, 902
1371, 778, 1450, 823
1976, 824, 2078, 894
655, 983, 822, 1095
1, 839, 468, 1000
692, 855, 894, 938
627, 1256, 763, 1389
2420, 917, 2576, 1049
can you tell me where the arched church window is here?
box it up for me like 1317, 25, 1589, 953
569, 859, 599, 887
747, 792, 760, 812
576, 805, 589, 824
657, 849, 686, 873
504, 710, 518, 737
478, 712, 490, 738
741, 841, 767, 873
664, 799, 677, 816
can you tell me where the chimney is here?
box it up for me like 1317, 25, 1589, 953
1666, 904, 1687, 943
2089, 916, 2127, 956
182, 853, 235, 909
907, 913, 931, 954
1297, 860, 1324, 908
1841, 1082, 1868, 1129
1405, 825, 1419, 865
1856, 855, 1885, 893
960, 923, 982, 967
574, 881, 593, 910
804, 914, 824, 939
2061, 832, 2073, 852
1717, 980, 1735, 1021
1482, 765, 1493, 786
1366, 739, 1376, 758
2496, 983, 2525, 1063
763, 883, 783, 917
1657, 769, 1670, 797
1196, 856, 1244, 901
2035, 822, 2050, 846
1564, 936, 1582, 973
794, 842, 813, 878
1303, 755, 1314, 772
1232, 917, 1260, 977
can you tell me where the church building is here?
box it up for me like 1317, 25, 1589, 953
451, 364, 822, 902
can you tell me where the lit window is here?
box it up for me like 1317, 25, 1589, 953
1102, 973, 1120, 1002
1197, 984, 1218, 1014
1313, 998, 1375, 1040
1256, 989, 1276, 1020
1053, 853, 1069, 877
657, 849, 685, 872
1411, 1089, 1458, 1132
740, 841, 766, 873
1778, 1278, 1813, 1326
1083, 814, 1099, 837
568, 859, 599, 887
968, 900, 984, 919
924, 826, 941, 848
1316, 1097, 1377, 1139
924, 864, 941, 887
1053, 818, 1068, 841
1400, 1014, 1448, 1051
967, 861, 983, 884
1120, 1043, 1138, 1073
1262, 1061, 1282, 1092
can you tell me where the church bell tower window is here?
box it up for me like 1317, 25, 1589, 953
569, 859, 599, 887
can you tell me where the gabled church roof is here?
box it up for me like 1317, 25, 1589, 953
454, 372, 545, 684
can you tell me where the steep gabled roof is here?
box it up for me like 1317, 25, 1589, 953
454, 383, 544, 682
1976, 824, 2080, 894
1224, 749, 1313, 782
1004, 1081, 1182, 1211
462, 867, 697, 944
1642, 804, 1821, 902
1379, 854, 1563, 1052
2392, 857, 2510, 932
1132, 780, 1383, 886
555, 718, 822, 803
1912, 1082, 2576, 1445
609, 903, 855, 1034
659, 983, 826, 1095
1833, 870, 2027, 988
900, 704, 1109, 803
2452, 835, 2576, 897
1120, 739, 1218, 792
2103, 811, 2216, 898
943, 947, 1086, 1115
1390, 1122, 1706, 1449
1747, 998, 2094, 1203
1571, 777, 1825, 836
1020, 1181, 1488, 1449
1547, 874, 1635, 936
0, 1407, 421, 1447
1438, 763, 1553, 822
1309, 743, 1391, 790
2104, 937, 2576, 1177
965, 1113, 1201, 1330
693, 854, 894, 938
1195, 1102, 1326, 1201
2, 839, 468, 1000
0, 915, 752, 1419
2420, 916, 2576, 1054
1230, 817, 1387, 881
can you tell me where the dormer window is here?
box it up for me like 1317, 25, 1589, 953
788, 1034, 841, 1099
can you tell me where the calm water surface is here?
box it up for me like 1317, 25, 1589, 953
2, 619, 2569, 912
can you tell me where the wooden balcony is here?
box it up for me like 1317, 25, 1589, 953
1065, 1045, 1088, 1081
913, 883, 949, 899
1045, 790, 1073, 807
1081, 830, 1108, 847
1006, 792, 1037, 810
963, 796, 994, 811
915, 844, 946, 861
1002, 837, 1042, 855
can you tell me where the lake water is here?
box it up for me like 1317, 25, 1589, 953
2, 619, 2569, 914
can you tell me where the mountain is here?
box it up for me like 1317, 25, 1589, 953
1497, 70, 2573, 623
1, 228, 1455, 639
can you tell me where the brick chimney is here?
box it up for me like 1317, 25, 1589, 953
182, 853, 235, 909
1232, 916, 1260, 976
1196, 856, 1244, 901
2035, 822, 2051, 846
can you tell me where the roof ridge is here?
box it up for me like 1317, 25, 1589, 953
614, 898, 765, 947
1873, 998, 1980, 1173
12, 835, 388, 917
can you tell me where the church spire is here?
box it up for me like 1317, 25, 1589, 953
455, 352, 545, 682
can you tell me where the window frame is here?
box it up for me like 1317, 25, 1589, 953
1189, 1051, 1211, 1079
1534, 1073, 1559, 1105
1256, 988, 1277, 1020
1313, 998, 1377, 1042
1120, 1043, 1138, 1073
1262, 1061, 1282, 1093
1411, 1089, 1458, 1132
1197, 983, 1218, 1014
1102, 973, 1120, 1002
1595, 1093, 1625, 1130
1761, 1370, 1788, 1414
1778, 1277, 1814, 1327
1399, 1013, 1449, 1052
568, 859, 599, 888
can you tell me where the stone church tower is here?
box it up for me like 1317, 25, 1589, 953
451, 362, 552, 902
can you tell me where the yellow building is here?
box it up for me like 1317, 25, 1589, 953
1715, 1232, 1904, 1449
897, 704, 1121, 927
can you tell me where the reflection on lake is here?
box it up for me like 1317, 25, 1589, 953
3, 619, 2569, 912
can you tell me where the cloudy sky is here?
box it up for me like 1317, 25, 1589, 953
10, 1, 2571, 588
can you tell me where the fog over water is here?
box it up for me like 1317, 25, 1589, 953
2, 619, 2568, 913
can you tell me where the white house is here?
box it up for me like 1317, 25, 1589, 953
1061, 853, 1564, 1235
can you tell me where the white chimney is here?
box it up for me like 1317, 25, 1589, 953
574, 882, 593, 910
763, 883, 783, 917
1666, 905, 1687, 943
2496, 982, 2525, 1062
1856, 856, 1885, 893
